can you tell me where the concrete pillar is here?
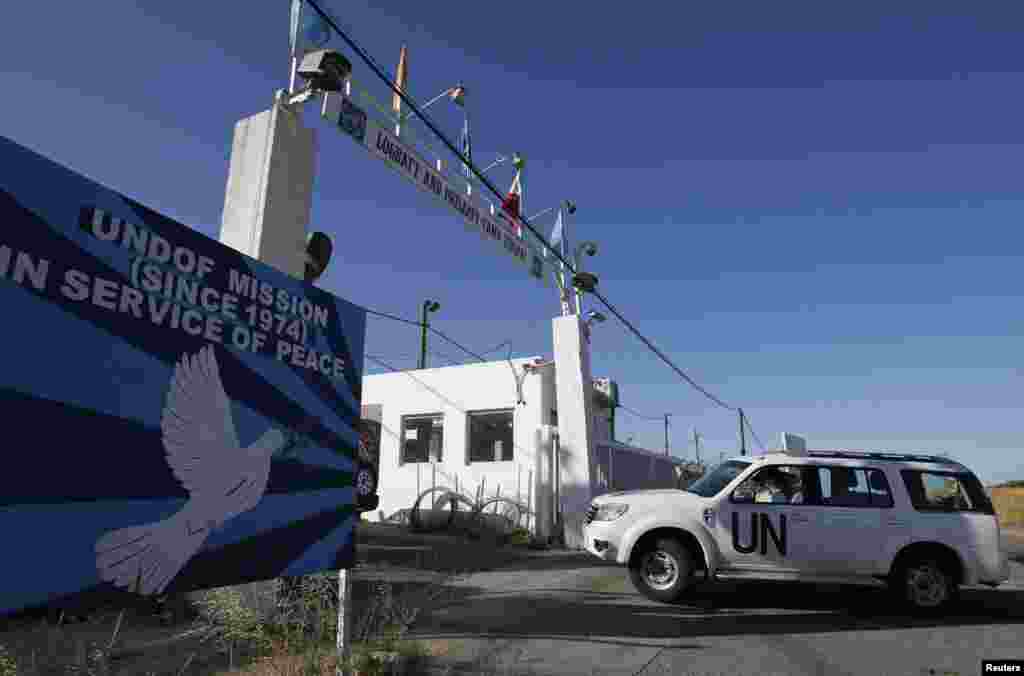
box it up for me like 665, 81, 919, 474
552, 315, 597, 549
534, 425, 556, 541
219, 102, 316, 277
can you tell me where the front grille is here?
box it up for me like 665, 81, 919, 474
585, 503, 598, 525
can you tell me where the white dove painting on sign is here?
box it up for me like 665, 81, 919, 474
94, 345, 298, 596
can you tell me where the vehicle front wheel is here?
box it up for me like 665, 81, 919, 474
628, 537, 695, 604
890, 556, 958, 614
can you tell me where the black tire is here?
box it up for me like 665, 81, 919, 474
889, 556, 958, 614
628, 537, 695, 604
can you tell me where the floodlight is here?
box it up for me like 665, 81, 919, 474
297, 49, 352, 92
565, 200, 577, 215
586, 310, 607, 324
579, 241, 598, 257
572, 271, 599, 293
304, 231, 333, 282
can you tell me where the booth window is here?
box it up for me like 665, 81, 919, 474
401, 414, 443, 464
468, 410, 514, 462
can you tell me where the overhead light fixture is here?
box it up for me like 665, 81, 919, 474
296, 49, 351, 93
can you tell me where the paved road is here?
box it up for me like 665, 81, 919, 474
407, 535, 1024, 676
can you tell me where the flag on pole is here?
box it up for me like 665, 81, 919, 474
449, 84, 467, 107
547, 209, 567, 263
460, 115, 473, 181
392, 45, 409, 136
289, 0, 331, 58
500, 153, 524, 237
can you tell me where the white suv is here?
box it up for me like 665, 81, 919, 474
583, 446, 1010, 613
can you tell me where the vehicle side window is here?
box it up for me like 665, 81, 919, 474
866, 469, 894, 507
816, 467, 893, 508
900, 470, 992, 513
731, 465, 808, 505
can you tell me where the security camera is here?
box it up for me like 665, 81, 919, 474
579, 241, 598, 257
586, 310, 607, 324
304, 231, 333, 282
424, 300, 441, 313
297, 49, 352, 92
565, 200, 577, 215
572, 271, 599, 293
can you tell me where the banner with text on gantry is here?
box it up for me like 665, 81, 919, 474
322, 92, 550, 285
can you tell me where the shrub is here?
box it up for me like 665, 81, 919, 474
194, 585, 273, 669
0, 644, 17, 676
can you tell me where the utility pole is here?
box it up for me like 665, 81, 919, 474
664, 414, 671, 456
692, 427, 702, 465
418, 299, 441, 369
739, 408, 747, 456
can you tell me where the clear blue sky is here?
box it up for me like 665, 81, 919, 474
2, 1, 1021, 484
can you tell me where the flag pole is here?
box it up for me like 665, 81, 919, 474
393, 45, 408, 137
464, 109, 473, 197
565, 206, 580, 315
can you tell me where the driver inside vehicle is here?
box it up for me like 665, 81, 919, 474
753, 468, 804, 504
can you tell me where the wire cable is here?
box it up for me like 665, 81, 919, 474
744, 415, 768, 452
619, 406, 665, 422
304, 0, 739, 415
428, 326, 489, 363
480, 340, 512, 356
360, 303, 508, 366
364, 307, 423, 327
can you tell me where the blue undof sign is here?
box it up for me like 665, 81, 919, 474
0, 136, 365, 617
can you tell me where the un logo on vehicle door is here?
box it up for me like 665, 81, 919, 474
731, 512, 787, 556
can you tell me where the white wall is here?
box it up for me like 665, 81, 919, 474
361, 357, 550, 522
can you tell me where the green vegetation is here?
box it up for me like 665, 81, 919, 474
0, 644, 17, 676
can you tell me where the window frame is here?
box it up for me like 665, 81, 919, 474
813, 465, 895, 509
399, 413, 444, 465
899, 469, 996, 514
466, 408, 516, 464
685, 460, 752, 498
728, 464, 814, 506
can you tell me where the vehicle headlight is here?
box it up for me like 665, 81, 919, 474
592, 502, 629, 521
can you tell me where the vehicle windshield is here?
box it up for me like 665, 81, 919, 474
685, 460, 752, 498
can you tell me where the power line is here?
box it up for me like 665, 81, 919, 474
304, 0, 741, 417
744, 415, 768, 452
479, 340, 512, 356
360, 303, 509, 365
618, 406, 665, 422
364, 306, 424, 327
428, 326, 489, 363
595, 292, 736, 411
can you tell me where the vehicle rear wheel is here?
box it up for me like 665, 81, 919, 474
628, 537, 694, 604
890, 556, 957, 614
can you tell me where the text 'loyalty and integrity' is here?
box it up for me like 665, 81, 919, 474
322, 92, 545, 281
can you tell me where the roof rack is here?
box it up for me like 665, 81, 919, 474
805, 450, 962, 466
